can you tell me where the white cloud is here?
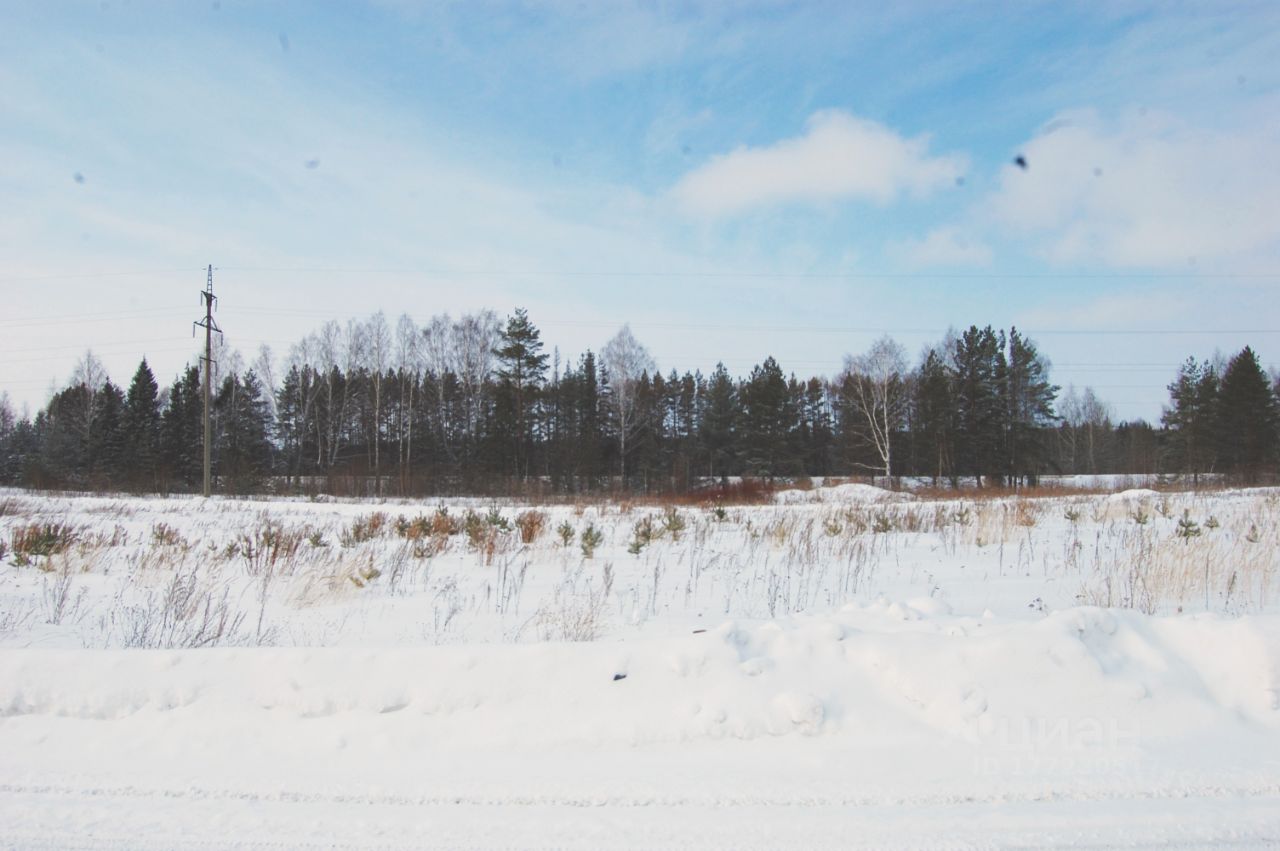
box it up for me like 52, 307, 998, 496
889, 226, 992, 268
988, 108, 1280, 268
670, 110, 966, 217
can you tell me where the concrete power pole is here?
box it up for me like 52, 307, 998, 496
193, 265, 222, 497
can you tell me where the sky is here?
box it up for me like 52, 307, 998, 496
2, 0, 1279, 422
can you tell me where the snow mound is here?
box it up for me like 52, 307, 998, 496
774, 483, 907, 505
1106, 488, 1161, 502
3, 608, 1275, 750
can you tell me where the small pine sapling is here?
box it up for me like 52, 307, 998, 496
580, 524, 604, 559
1176, 509, 1201, 543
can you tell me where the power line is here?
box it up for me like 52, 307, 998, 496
208, 307, 1280, 337
5, 265, 1279, 283
213, 265, 1280, 280
0, 308, 191, 329
0, 268, 199, 283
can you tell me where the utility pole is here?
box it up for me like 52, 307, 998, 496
193, 265, 222, 497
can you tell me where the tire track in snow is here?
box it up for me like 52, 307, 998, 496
4, 780, 1280, 808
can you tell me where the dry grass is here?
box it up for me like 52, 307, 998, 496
2, 484, 1276, 648
515, 510, 548, 544
11, 522, 79, 561
1078, 511, 1279, 614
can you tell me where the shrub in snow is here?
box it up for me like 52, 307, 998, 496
485, 506, 511, 533
1177, 510, 1201, 542
556, 520, 575, 548
627, 516, 654, 555
515, 510, 547, 544
462, 510, 486, 547
341, 513, 387, 546
11, 522, 79, 561
430, 506, 462, 537
348, 560, 382, 588
580, 524, 604, 559
395, 514, 434, 540
661, 507, 687, 540
151, 522, 186, 547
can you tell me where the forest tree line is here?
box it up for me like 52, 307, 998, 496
0, 308, 1277, 496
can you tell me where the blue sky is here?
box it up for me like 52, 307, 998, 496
2, 1, 1279, 420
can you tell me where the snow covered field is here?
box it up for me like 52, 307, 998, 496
2, 484, 1279, 848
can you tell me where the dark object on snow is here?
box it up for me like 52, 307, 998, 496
1014, 155, 1028, 170
613, 673, 627, 681
692, 629, 707, 634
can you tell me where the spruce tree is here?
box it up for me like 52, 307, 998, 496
215, 371, 274, 494
91, 381, 126, 488
1216, 346, 1278, 482
160, 366, 203, 491
123, 359, 161, 491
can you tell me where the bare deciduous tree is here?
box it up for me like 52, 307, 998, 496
365, 312, 392, 493
601, 325, 655, 485
66, 350, 110, 450
0, 392, 15, 441
1060, 384, 1112, 474
420, 313, 454, 459
394, 313, 420, 491
252, 344, 277, 422
451, 310, 500, 444
842, 335, 909, 483
70, 350, 108, 392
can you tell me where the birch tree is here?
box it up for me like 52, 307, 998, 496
601, 324, 655, 486
395, 313, 420, 491
842, 336, 908, 483
365, 311, 392, 492
451, 310, 500, 450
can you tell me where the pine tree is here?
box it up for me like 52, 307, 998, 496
493, 308, 549, 481
1001, 328, 1058, 486
701, 363, 737, 480
913, 348, 954, 484
740, 357, 798, 477
1162, 357, 1220, 482
952, 326, 1004, 485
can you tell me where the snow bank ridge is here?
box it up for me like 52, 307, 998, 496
3, 606, 1276, 749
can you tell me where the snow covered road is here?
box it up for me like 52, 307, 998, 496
5, 785, 1280, 849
